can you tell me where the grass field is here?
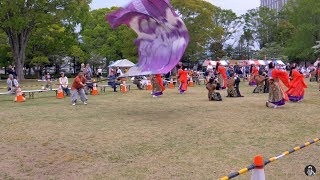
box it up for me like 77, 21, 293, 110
0, 79, 320, 179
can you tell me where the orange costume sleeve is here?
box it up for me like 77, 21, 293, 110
253, 67, 259, 76
179, 70, 188, 83
155, 74, 165, 92
290, 70, 307, 88
272, 69, 290, 101
218, 66, 227, 79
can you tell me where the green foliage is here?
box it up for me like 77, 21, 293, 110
0, 0, 92, 79
0, 30, 12, 67
209, 42, 226, 59
214, 8, 241, 45
255, 42, 286, 60
81, 8, 138, 64
171, 0, 223, 62
243, 7, 278, 49
313, 41, 320, 55
30, 56, 50, 66
70, 45, 85, 63
282, 0, 320, 61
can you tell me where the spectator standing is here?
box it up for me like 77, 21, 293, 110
116, 67, 123, 77
97, 67, 103, 82
45, 73, 52, 90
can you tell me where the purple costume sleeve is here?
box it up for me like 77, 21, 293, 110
106, 0, 189, 76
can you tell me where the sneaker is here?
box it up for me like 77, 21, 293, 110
274, 105, 278, 109
153, 95, 157, 98
84, 101, 87, 105
72, 103, 76, 106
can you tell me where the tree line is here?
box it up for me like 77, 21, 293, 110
0, 0, 319, 79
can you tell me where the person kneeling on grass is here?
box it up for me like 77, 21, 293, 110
71, 72, 88, 106
206, 77, 222, 101
226, 73, 244, 97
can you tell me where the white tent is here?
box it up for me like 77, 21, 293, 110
108, 59, 135, 68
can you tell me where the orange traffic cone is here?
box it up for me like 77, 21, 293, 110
121, 81, 127, 93
189, 76, 194, 87
147, 80, 152, 90
91, 82, 99, 95
57, 86, 64, 99
169, 78, 174, 89
15, 87, 25, 102
251, 155, 265, 180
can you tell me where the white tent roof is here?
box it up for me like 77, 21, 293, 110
202, 60, 228, 67
108, 59, 135, 68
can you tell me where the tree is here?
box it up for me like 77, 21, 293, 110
313, 41, 320, 55
171, 0, 223, 62
214, 8, 242, 46
26, 23, 79, 75
282, 0, 320, 61
255, 42, 286, 60
0, 0, 91, 80
209, 42, 226, 59
81, 8, 138, 65
242, 7, 278, 49
0, 30, 12, 69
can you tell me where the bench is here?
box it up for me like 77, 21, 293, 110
22, 89, 62, 99
0, 91, 12, 95
99, 85, 111, 92
99, 83, 132, 92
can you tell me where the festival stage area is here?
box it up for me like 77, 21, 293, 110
0, 80, 319, 179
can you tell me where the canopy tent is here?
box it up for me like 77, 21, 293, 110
202, 60, 228, 67
258, 60, 266, 65
202, 60, 285, 66
108, 59, 135, 68
274, 60, 285, 65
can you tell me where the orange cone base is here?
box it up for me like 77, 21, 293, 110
57, 92, 64, 99
15, 95, 25, 102
121, 86, 127, 93
91, 90, 99, 95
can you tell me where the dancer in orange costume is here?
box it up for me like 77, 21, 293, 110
215, 62, 227, 89
266, 62, 290, 109
178, 68, 188, 94
151, 74, 165, 97
286, 63, 307, 102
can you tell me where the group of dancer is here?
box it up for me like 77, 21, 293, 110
144, 60, 309, 109
266, 62, 307, 108
204, 61, 308, 109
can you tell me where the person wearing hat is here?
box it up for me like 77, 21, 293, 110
59, 72, 70, 96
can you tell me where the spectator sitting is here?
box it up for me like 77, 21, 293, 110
7, 74, 19, 94
84, 75, 93, 95
59, 72, 70, 96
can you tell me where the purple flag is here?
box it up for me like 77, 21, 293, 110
106, 0, 189, 76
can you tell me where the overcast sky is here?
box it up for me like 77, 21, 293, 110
90, 0, 260, 15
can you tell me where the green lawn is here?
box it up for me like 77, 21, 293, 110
0, 79, 320, 179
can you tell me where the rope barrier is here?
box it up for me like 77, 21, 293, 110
220, 137, 320, 180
